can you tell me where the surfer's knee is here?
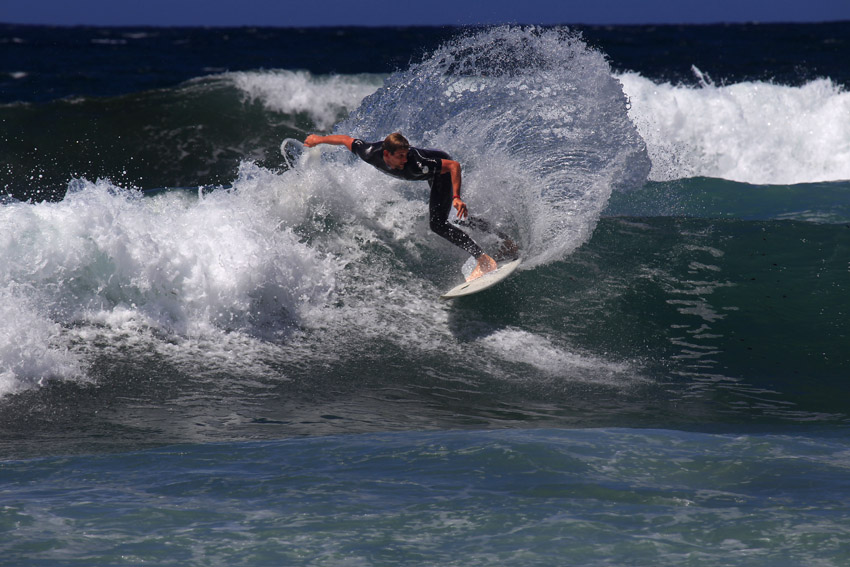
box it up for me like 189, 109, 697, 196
429, 216, 448, 236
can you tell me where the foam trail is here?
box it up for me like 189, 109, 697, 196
477, 328, 639, 388
620, 70, 850, 184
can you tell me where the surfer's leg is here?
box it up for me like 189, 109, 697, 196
456, 216, 519, 261
458, 216, 508, 241
428, 173, 497, 280
428, 173, 486, 259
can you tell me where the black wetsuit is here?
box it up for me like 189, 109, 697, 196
350, 139, 487, 258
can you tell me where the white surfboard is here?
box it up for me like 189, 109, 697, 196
440, 258, 522, 300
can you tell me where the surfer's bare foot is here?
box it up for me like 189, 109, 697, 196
466, 254, 497, 281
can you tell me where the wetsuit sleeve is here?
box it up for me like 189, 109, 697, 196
350, 138, 367, 159
351, 139, 389, 167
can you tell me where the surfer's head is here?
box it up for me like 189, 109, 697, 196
383, 132, 410, 154
382, 132, 410, 170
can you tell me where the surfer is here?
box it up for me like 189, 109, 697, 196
304, 132, 511, 281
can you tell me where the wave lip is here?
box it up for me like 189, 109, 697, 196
621, 69, 850, 184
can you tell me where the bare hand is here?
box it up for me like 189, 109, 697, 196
453, 197, 468, 219
304, 134, 321, 148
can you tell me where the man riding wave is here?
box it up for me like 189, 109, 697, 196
304, 132, 514, 281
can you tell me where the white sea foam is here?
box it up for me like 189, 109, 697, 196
620, 70, 850, 184
228, 64, 850, 189
0, 29, 651, 396
1, 145, 620, 396
477, 328, 640, 388
0, 172, 341, 395
0, 146, 425, 395
229, 70, 384, 130
226, 65, 850, 186
0, 287, 87, 396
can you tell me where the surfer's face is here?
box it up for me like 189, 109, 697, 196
383, 149, 408, 170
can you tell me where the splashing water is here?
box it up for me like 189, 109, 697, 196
0, 27, 651, 396
338, 26, 650, 267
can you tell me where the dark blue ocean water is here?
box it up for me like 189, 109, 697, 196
1, 22, 849, 566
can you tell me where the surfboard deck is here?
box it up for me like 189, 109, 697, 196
440, 258, 521, 300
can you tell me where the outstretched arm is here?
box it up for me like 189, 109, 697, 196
441, 159, 467, 219
304, 134, 355, 151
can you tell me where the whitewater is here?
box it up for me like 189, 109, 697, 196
229, 62, 850, 186
221, 63, 850, 186
2, 27, 849, 399
621, 69, 850, 184
3, 27, 652, 397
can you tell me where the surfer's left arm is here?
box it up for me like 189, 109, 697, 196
441, 159, 467, 219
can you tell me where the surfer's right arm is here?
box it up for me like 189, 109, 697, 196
303, 134, 355, 151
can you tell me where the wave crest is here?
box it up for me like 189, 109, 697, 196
622, 70, 850, 184
228, 70, 384, 130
